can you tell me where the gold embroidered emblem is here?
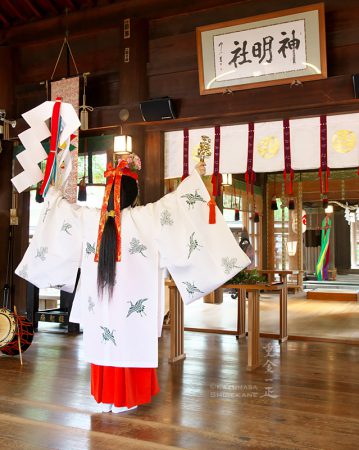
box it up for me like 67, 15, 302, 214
257, 136, 280, 159
332, 129, 356, 154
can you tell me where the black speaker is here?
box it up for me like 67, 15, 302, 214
140, 97, 176, 121
353, 74, 359, 98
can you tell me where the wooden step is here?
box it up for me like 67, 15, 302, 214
306, 290, 358, 301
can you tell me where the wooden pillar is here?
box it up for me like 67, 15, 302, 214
236, 288, 246, 339
247, 290, 260, 370
266, 180, 275, 269
12, 190, 30, 314
279, 283, 288, 343
118, 18, 148, 106
117, 18, 148, 203
144, 130, 164, 204
168, 285, 186, 364
0, 46, 18, 310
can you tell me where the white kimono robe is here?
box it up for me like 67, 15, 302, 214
16, 170, 250, 368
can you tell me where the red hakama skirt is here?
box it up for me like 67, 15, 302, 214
91, 364, 160, 408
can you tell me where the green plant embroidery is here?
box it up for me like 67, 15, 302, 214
35, 247, 48, 261
160, 210, 174, 226
129, 238, 147, 257
221, 257, 241, 274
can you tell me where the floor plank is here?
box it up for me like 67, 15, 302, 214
0, 329, 359, 449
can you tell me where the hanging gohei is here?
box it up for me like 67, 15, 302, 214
79, 73, 94, 131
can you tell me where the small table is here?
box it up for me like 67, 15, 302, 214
165, 280, 285, 371
224, 283, 285, 370
258, 270, 292, 342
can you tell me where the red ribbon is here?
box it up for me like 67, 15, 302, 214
40, 97, 62, 195
245, 122, 255, 194
211, 125, 222, 196
319, 115, 330, 193
181, 128, 189, 181
283, 118, 294, 195
95, 160, 137, 262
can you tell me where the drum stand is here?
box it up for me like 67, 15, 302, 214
13, 306, 23, 365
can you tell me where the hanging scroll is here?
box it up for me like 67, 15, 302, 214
51, 77, 80, 203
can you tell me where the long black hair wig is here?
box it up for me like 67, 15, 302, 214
97, 175, 138, 298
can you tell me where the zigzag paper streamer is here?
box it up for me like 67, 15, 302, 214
11, 101, 80, 193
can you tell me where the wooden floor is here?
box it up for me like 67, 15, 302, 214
185, 292, 359, 340
1, 329, 359, 449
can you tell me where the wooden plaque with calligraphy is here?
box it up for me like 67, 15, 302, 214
196, 3, 327, 95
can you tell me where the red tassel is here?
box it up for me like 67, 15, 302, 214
208, 198, 216, 224
234, 208, 240, 221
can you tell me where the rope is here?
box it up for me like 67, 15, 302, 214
51, 37, 79, 80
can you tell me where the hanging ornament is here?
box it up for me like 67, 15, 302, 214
40, 97, 62, 196
79, 73, 94, 131
245, 122, 255, 194
283, 118, 294, 195
271, 173, 278, 210
253, 195, 260, 223
181, 128, 189, 180
208, 197, 216, 224
233, 184, 240, 221
288, 198, 295, 210
322, 195, 329, 209
271, 195, 278, 210
211, 125, 222, 196
319, 115, 330, 195
78, 177, 87, 201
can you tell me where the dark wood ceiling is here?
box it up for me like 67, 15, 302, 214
0, 0, 118, 29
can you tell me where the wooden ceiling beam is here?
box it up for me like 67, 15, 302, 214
0, 12, 10, 27
23, 0, 43, 18
1, 0, 246, 45
62, 0, 76, 10
38, 0, 59, 15
3, 0, 27, 21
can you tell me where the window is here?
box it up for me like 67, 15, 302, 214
223, 186, 262, 268
273, 198, 289, 270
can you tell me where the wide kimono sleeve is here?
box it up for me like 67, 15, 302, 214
154, 170, 251, 304
15, 187, 83, 293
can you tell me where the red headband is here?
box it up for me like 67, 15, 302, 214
94, 160, 138, 262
